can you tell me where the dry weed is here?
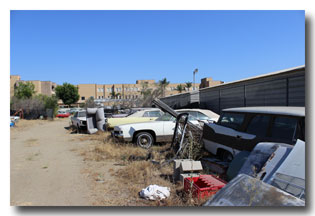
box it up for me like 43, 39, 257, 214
77, 132, 207, 206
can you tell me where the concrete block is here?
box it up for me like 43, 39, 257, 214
180, 160, 203, 173
180, 173, 200, 184
173, 159, 193, 182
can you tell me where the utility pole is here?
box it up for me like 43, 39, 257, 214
193, 68, 198, 90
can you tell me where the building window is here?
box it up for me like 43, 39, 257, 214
81, 96, 85, 101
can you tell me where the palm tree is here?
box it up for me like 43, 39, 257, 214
158, 78, 170, 97
185, 82, 192, 92
176, 84, 184, 93
140, 83, 152, 98
110, 91, 121, 99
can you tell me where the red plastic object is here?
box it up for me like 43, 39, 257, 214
184, 175, 226, 199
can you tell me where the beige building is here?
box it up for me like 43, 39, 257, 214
77, 77, 223, 105
10, 75, 21, 97
10, 75, 57, 98
200, 77, 224, 89
10, 75, 223, 106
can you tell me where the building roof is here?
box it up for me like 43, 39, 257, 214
223, 106, 305, 117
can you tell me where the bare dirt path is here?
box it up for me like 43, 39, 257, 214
10, 119, 93, 206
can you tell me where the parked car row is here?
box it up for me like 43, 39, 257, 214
112, 106, 305, 163
113, 108, 220, 148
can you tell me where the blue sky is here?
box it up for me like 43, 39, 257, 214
10, 10, 305, 85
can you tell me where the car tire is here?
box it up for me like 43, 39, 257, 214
135, 132, 153, 149
221, 151, 233, 162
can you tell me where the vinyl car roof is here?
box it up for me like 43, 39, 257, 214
223, 107, 305, 117
127, 108, 162, 117
176, 109, 219, 119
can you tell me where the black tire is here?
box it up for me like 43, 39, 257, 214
135, 132, 154, 149
221, 150, 233, 162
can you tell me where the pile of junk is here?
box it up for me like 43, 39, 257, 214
151, 99, 305, 207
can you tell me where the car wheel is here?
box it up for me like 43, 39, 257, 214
221, 151, 233, 162
135, 132, 153, 149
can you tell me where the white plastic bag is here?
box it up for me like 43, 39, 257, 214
139, 185, 170, 200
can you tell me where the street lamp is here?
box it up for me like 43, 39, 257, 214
193, 68, 198, 90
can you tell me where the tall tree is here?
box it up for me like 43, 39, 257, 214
14, 82, 35, 99
85, 96, 96, 108
110, 91, 121, 99
185, 82, 192, 92
176, 84, 184, 93
55, 83, 80, 106
140, 83, 152, 98
158, 78, 170, 98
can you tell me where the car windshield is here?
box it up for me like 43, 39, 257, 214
156, 113, 175, 121
77, 111, 86, 117
155, 112, 198, 121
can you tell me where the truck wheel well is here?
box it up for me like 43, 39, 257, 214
216, 148, 227, 157
217, 148, 233, 161
133, 130, 156, 143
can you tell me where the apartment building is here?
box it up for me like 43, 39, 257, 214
10, 75, 21, 97
77, 77, 223, 104
200, 77, 224, 89
10, 75, 57, 98
10, 75, 223, 106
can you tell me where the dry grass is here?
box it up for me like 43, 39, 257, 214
77, 131, 208, 206
80, 132, 149, 162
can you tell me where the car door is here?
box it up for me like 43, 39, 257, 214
162, 116, 176, 142
203, 112, 255, 155
242, 114, 272, 150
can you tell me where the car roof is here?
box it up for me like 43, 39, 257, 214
176, 109, 219, 119
223, 106, 305, 117
127, 108, 161, 117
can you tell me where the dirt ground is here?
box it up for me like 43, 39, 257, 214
11, 119, 92, 206
10, 118, 196, 206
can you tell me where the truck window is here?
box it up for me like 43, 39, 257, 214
246, 115, 271, 137
218, 112, 245, 131
270, 117, 298, 141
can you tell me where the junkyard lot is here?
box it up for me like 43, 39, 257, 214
10, 118, 192, 206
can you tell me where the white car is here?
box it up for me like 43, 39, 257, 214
113, 109, 219, 148
71, 110, 87, 132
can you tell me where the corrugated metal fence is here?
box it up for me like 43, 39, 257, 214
160, 66, 305, 114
